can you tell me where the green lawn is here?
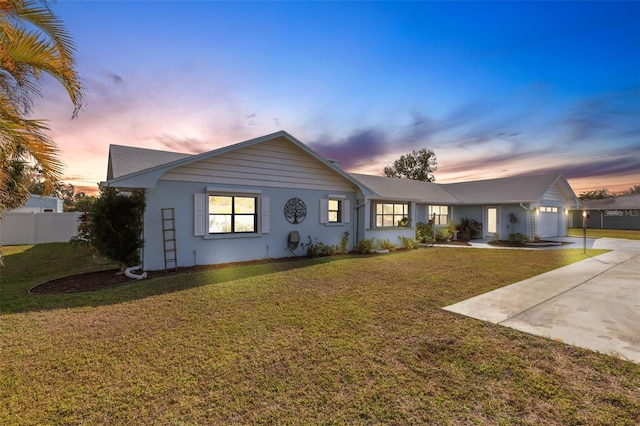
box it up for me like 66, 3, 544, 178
569, 227, 640, 240
1, 243, 638, 425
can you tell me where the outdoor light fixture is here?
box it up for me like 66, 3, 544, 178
582, 210, 588, 254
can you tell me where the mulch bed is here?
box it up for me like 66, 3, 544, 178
29, 270, 139, 294
28, 257, 304, 294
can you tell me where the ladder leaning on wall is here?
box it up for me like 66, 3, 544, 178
161, 208, 177, 272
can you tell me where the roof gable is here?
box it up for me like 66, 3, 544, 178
107, 145, 190, 180
441, 174, 565, 204
350, 173, 459, 203
104, 131, 365, 191
350, 173, 578, 205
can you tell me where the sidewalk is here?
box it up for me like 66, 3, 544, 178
444, 238, 640, 363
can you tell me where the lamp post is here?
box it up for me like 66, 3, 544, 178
582, 210, 588, 254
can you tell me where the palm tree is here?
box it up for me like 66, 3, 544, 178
0, 0, 83, 211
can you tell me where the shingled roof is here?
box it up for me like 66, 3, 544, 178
441, 174, 566, 204
105, 134, 577, 206
581, 194, 640, 210
350, 173, 574, 205
350, 173, 459, 204
107, 145, 190, 180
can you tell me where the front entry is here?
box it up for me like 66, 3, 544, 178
485, 206, 499, 238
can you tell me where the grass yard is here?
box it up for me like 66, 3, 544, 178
1, 243, 639, 425
569, 227, 640, 240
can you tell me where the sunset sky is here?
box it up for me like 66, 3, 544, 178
35, 1, 639, 196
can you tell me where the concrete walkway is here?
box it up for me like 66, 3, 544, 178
444, 237, 640, 363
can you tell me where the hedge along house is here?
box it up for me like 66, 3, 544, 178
103, 131, 580, 271
353, 173, 580, 241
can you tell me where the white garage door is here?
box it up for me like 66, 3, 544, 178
536, 207, 559, 238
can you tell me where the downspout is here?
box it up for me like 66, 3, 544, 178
126, 188, 147, 280
355, 198, 368, 244
125, 264, 147, 280
520, 203, 533, 239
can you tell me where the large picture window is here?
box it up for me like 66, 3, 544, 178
209, 195, 256, 234
428, 205, 449, 225
375, 202, 409, 227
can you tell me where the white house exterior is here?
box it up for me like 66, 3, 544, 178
103, 131, 580, 271
11, 194, 63, 213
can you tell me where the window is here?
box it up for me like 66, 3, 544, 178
375, 202, 409, 227
328, 199, 342, 223
208, 195, 256, 234
539, 206, 558, 213
320, 197, 350, 224
428, 205, 449, 225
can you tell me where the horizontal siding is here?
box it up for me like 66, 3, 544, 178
160, 137, 356, 192
543, 184, 565, 202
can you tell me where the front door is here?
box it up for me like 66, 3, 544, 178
485, 206, 499, 238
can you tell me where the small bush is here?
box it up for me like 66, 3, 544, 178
415, 222, 434, 245
354, 238, 376, 254
302, 233, 350, 258
338, 232, 350, 254
457, 217, 483, 240
377, 239, 396, 251
301, 236, 330, 258
398, 236, 420, 250
437, 227, 451, 241
508, 233, 530, 245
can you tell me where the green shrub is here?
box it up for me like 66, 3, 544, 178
338, 232, 350, 254
377, 239, 396, 251
457, 217, 483, 240
415, 222, 434, 244
354, 238, 376, 254
301, 236, 337, 258
72, 187, 145, 268
508, 232, 530, 245
398, 236, 420, 250
437, 227, 451, 241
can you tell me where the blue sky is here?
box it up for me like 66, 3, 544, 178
37, 1, 639, 195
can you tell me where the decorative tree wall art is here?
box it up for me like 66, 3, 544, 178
284, 197, 307, 224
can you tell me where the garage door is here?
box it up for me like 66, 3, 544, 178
536, 207, 559, 238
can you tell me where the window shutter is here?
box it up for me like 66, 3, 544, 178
320, 198, 328, 224
194, 193, 205, 236
343, 199, 350, 224
261, 196, 270, 234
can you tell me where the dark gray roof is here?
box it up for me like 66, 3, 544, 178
107, 145, 191, 180
350, 173, 459, 203
441, 174, 563, 204
351, 173, 572, 205
106, 135, 576, 206
581, 194, 640, 210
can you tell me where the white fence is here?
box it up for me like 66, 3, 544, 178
0, 212, 81, 245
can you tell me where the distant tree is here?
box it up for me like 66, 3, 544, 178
383, 148, 437, 182
622, 184, 640, 196
579, 188, 614, 200
73, 192, 97, 212
0, 0, 84, 212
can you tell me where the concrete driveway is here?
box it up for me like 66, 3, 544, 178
444, 237, 640, 363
